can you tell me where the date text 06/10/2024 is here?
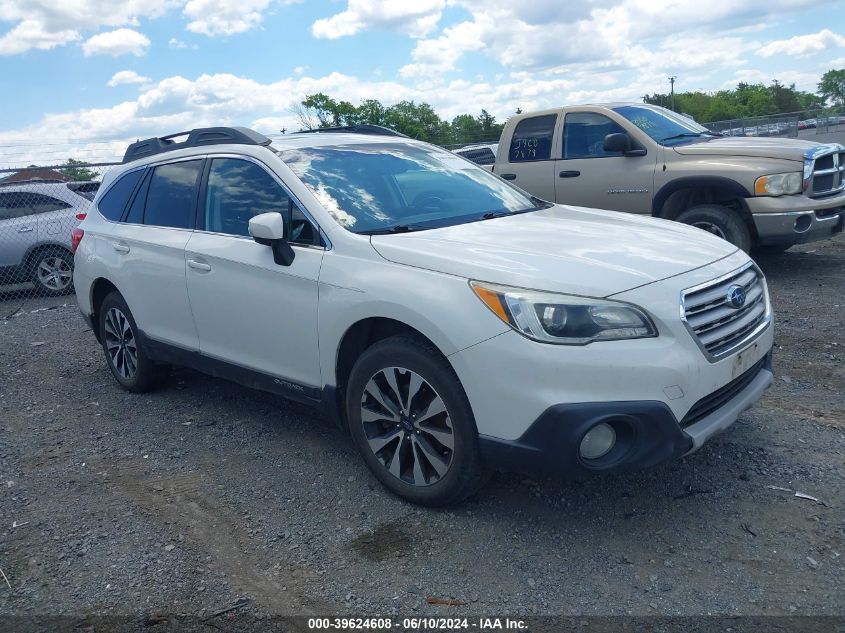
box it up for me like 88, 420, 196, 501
307, 617, 529, 630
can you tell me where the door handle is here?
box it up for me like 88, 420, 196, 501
559, 170, 581, 178
187, 259, 211, 272
112, 242, 130, 253
17, 226, 34, 233
501, 173, 516, 180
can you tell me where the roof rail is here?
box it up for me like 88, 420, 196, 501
123, 126, 272, 163
297, 124, 408, 138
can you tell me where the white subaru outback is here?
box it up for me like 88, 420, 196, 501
73, 125, 774, 506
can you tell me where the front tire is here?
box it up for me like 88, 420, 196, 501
345, 335, 487, 506
676, 204, 752, 252
31, 248, 74, 296
98, 291, 169, 393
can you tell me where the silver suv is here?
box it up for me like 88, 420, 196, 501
0, 180, 98, 295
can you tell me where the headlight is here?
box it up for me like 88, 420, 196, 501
470, 281, 657, 345
755, 172, 802, 196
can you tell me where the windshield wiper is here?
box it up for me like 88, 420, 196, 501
358, 224, 430, 235
660, 131, 720, 142
481, 210, 511, 220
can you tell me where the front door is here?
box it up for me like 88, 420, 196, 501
554, 111, 657, 214
185, 157, 324, 391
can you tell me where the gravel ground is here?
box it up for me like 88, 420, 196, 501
0, 235, 843, 625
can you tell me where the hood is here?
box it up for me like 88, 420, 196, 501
370, 205, 738, 297
673, 136, 823, 161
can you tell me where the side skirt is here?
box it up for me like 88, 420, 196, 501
137, 331, 324, 409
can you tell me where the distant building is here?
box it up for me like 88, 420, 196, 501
0, 167, 71, 184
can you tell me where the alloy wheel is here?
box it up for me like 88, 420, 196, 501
37, 256, 72, 291
360, 367, 454, 486
104, 308, 138, 380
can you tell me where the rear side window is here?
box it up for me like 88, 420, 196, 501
125, 170, 151, 224
508, 115, 556, 162
98, 170, 144, 221
563, 112, 627, 159
144, 160, 203, 229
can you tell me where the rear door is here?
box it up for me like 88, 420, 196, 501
185, 156, 324, 390
495, 114, 559, 200
102, 159, 202, 350
554, 111, 657, 213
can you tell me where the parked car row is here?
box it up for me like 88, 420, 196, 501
70, 124, 777, 505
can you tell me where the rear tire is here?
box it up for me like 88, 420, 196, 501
98, 291, 169, 393
676, 204, 751, 252
30, 248, 74, 296
345, 335, 487, 506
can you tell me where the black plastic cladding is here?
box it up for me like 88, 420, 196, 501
123, 127, 272, 163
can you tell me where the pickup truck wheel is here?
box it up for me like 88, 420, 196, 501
345, 335, 487, 506
99, 291, 169, 393
676, 204, 751, 252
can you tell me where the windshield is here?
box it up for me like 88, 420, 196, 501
613, 105, 715, 146
277, 142, 540, 234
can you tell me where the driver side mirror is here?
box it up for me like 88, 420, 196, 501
249, 212, 295, 266
603, 133, 646, 156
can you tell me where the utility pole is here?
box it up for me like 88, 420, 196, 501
668, 76, 677, 112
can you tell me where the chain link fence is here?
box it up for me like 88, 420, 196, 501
705, 107, 845, 138
0, 163, 119, 316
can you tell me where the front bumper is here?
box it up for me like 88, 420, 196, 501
747, 192, 845, 246
478, 354, 773, 476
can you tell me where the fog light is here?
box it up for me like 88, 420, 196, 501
579, 423, 616, 460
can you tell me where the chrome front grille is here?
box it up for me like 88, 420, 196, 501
805, 145, 845, 198
681, 263, 770, 360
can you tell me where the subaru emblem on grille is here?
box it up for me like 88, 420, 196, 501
726, 284, 746, 309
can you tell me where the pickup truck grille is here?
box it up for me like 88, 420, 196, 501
806, 146, 845, 198
681, 263, 770, 360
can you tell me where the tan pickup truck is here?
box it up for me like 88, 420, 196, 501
480, 103, 845, 252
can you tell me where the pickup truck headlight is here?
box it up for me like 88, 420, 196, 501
470, 281, 657, 344
754, 172, 802, 196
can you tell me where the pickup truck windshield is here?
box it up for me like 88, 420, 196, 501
613, 105, 717, 146
277, 143, 540, 234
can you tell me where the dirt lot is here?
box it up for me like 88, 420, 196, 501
1, 236, 844, 627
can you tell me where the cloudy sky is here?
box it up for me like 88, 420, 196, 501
0, 0, 842, 165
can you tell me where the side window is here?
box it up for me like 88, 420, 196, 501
124, 170, 151, 224
144, 160, 203, 229
98, 169, 144, 221
563, 112, 627, 159
204, 158, 319, 245
23, 193, 71, 214
0, 193, 16, 220
508, 115, 557, 163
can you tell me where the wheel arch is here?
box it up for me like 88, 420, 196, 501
327, 317, 452, 430
22, 241, 73, 273
88, 277, 122, 343
652, 176, 757, 243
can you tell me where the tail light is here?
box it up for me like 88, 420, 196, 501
71, 228, 84, 254
76, 212, 87, 220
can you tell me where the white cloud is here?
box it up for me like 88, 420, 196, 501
0, 0, 176, 54
183, 0, 301, 36
107, 70, 152, 87
0, 19, 80, 55
169, 37, 188, 48
756, 29, 845, 58
184, 0, 270, 36
312, 0, 445, 39
82, 28, 151, 56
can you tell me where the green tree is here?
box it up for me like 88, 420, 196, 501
818, 68, 845, 106
60, 158, 98, 181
